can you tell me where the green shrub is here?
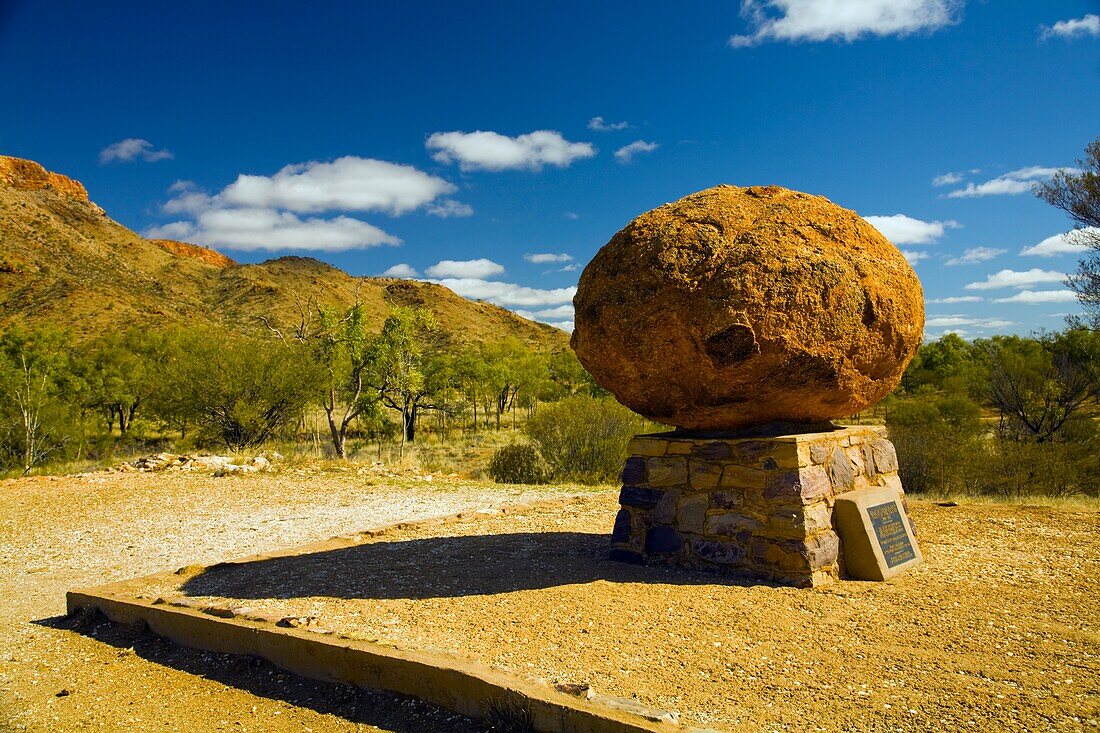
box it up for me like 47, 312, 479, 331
525, 396, 645, 484
888, 392, 1100, 498
153, 329, 321, 450
488, 443, 549, 484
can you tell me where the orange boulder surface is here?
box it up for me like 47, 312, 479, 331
571, 185, 924, 431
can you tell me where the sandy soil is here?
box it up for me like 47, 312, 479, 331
0, 467, 586, 732
135, 494, 1100, 733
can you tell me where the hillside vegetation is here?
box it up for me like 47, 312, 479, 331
0, 155, 566, 350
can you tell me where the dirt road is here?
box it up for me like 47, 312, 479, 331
0, 467, 583, 732
1, 468, 1096, 732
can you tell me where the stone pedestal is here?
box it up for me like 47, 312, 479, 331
609, 426, 908, 587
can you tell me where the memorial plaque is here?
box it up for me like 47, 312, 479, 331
834, 487, 922, 581
867, 501, 916, 568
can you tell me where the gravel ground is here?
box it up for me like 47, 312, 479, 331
0, 466, 591, 732
135, 494, 1099, 733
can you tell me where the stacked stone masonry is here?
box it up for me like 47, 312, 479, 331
609, 426, 905, 587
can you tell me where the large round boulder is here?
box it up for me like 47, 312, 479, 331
570, 185, 924, 431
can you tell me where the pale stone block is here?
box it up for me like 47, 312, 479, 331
846, 446, 867, 477
809, 441, 831, 465
764, 465, 831, 503
677, 494, 709, 535
628, 437, 668, 457
767, 501, 832, 538
762, 442, 804, 469
689, 460, 723, 490
665, 440, 694, 455
861, 443, 876, 476
879, 472, 904, 494
719, 464, 766, 489
869, 439, 899, 474
647, 456, 688, 487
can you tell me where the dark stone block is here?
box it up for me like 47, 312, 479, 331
762, 457, 779, 470
621, 456, 646, 485
709, 490, 744, 510
619, 486, 664, 509
610, 509, 633, 545
751, 536, 809, 573
763, 470, 799, 501
827, 447, 855, 491
609, 548, 645, 564
691, 537, 748, 565
645, 526, 683, 555
730, 440, 775, 464
692, 441, 731, 460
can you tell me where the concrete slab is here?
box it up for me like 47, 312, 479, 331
66, 498, 688, 733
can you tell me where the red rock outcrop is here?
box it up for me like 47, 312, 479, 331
0, 155, 91, 201
150, 239, 237, 269
570, 185, 925, 431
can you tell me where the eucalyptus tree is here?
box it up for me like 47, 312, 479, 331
1034, 137, 1100, 328
365, 307, 445, 449
0, 327, 74, 474
309, 304, 382, 458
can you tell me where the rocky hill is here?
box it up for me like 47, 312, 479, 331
0, 155, 567, 349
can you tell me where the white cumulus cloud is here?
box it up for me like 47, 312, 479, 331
514, 304, 576, 321
425, 258, 505, 279
932, 172, 963, 187
588, 116, 630, 132
142, 221, 194, 241
1019, 229, 1096, 257
964, 268, 1067, 291
1040, 14, 1100, 41
927, 329, 970, 339
992, 290, 1078, 304
382, 263, 418, 278
944, 166, 1076, 198
925, 315, 1015, 329
901, 250, 929, 265
729, 0, 961, 47
146, 208, 399, 252
220, 156, 457, 214
161, 181, 213, 215
864, 214, 959, 244
426, 130, 596, 172
100, 138, 173, 164
944, 247, 1006, 266
426, 199, 474, 218
148, 156, 463, 252
614, 140, 659, 163
928, 296, 983, 304
524, 253, 574, 264
429, 278, 577, 308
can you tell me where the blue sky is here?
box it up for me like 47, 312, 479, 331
1, 1, 1098, 336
